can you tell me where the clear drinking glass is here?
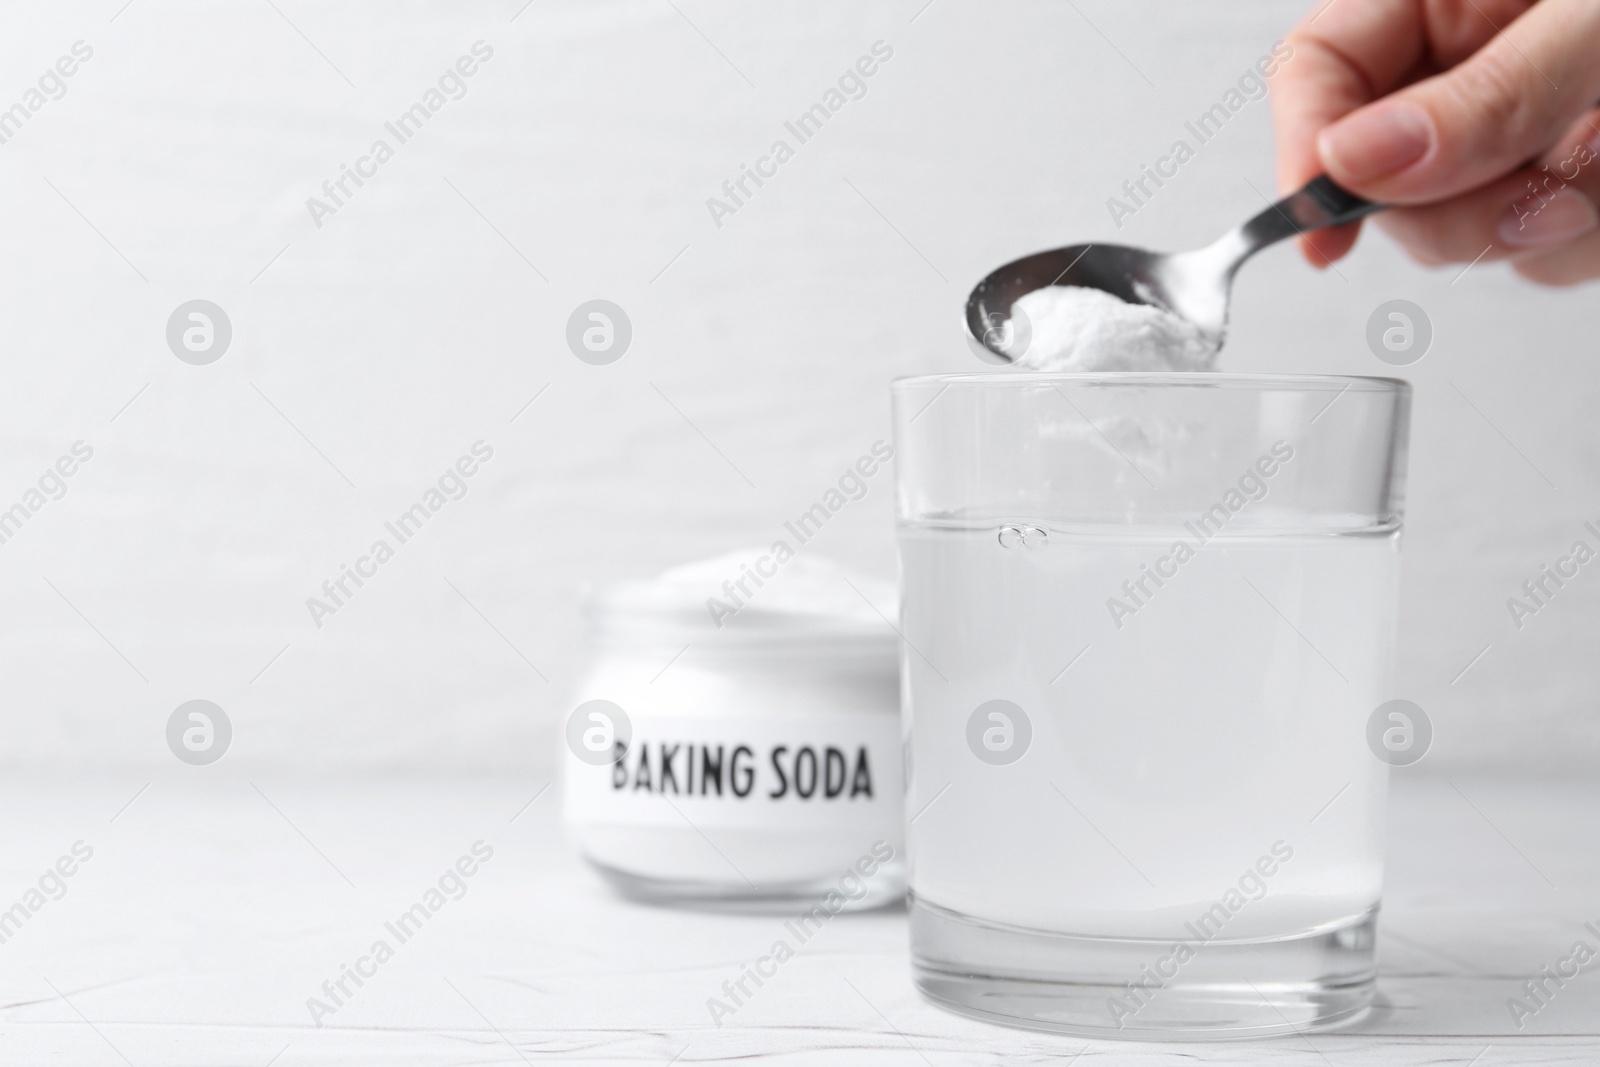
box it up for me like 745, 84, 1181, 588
892, 372, 1410, 1039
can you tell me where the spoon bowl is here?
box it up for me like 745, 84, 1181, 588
967, 176, 1382, 364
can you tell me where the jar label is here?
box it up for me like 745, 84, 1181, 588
564, 712, 902, 828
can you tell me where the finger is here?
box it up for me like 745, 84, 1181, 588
1511, 226, 1600, 285
1501, 111, 1600, 252
1273, 0, 1427, 193
1370, 111, 1600, 265
1270, 0, 1427, 265
1372, 172, 1539, 265
1316, 0, 1600, 204
1295, 222, 1360, 269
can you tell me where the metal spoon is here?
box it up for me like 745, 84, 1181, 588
966, 176, 1383, 362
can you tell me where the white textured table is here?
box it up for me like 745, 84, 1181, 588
1, 773, 1595, 1065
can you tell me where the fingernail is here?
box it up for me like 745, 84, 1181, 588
1498, 187, 1599, 248
1318, 101, 1435, 183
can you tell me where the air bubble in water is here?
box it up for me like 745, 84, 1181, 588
998, 524, 1048, 550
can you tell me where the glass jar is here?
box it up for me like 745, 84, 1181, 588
562, 550, 905, 910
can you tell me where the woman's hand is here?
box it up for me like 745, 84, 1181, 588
1271, 0, 1600, 284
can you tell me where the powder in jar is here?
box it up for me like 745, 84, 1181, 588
562, 549, 905, 910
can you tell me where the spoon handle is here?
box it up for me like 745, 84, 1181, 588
1238, 175, 1384, 253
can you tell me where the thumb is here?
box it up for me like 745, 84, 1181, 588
1315, 0, 1600, 204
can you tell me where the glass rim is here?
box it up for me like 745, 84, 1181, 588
892, 371, 1410, 394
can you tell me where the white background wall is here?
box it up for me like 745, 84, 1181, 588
0, 0, 1592, 776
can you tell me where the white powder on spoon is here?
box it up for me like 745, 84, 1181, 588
1010, 285, 1218, 372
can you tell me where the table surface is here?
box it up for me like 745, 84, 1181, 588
0, 773, 1595, 1065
